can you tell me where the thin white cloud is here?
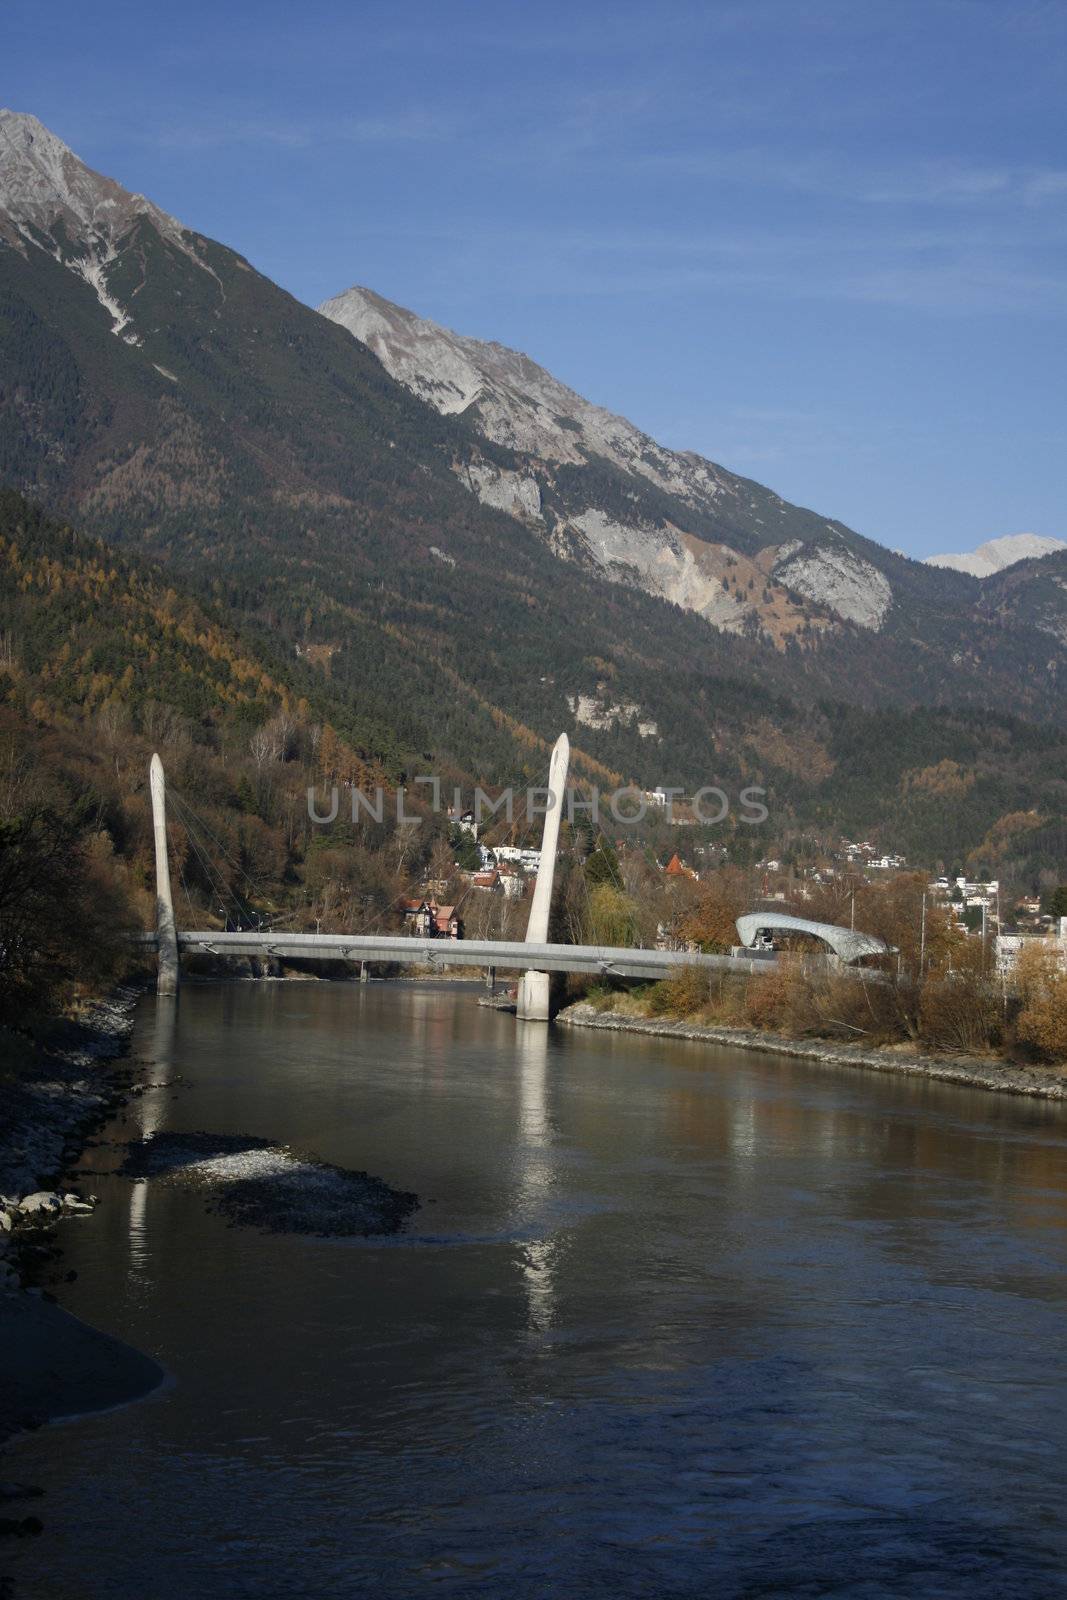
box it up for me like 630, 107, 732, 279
1023, 170, 1067, 203
860, 163, 1067, 207
154, 110, 454, 152
353, 215, 1067, 317
629, 146, 1067, 210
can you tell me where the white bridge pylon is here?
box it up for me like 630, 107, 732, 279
516, 732, 570, 1023
150, 752, 180, 996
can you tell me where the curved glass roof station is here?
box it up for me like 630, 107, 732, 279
735, 913, 890, 965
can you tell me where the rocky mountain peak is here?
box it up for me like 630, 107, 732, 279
0, 109, 212, 345
0, 109, 186, 251
925, 532, 1067, 579
318, 284, 737, 503
319, 285, 494, 421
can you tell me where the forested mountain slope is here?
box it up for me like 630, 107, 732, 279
2, 490, 1066, 895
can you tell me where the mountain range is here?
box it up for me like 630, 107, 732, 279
318, 285, 1067, 652
1, 108, 1065, 839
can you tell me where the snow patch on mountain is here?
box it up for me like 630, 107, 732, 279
68, 239, 140, 342
1038, 596, 1067, 646
774, 546, 893, 630
926, 533, 1067, 578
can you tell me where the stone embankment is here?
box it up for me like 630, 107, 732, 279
557, 1003, 1067, 1101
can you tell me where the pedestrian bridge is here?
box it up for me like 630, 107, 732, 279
143, 744, 881, 1019
135, 929, 775, 983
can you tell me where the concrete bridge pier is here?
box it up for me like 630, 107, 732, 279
516, 733, 570, 1023
516, 970, 551, 1023
150, 753, 180, 996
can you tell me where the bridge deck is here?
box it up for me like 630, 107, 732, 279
133, 931, 776, 981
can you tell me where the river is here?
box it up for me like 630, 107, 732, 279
7, 981, 1067, 1598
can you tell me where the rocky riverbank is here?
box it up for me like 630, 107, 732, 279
557, 1002, 1067, 1101
0, 986, 145, 1201
1, 983, 143, 1304
0, 984, 164, 1515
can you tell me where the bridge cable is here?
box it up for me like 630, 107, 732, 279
168, 787, 267, 909
166, 793, 240, 914
168, 788, 268, 925
178, 818, 239, 927
175, 847, 198, 926
166, 791, 249, 928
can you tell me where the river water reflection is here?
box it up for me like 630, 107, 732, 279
9, 981, 1067, 1598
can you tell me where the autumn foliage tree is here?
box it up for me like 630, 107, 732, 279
0, 805, 133, 1024
678, 867, 751, 953
918, 940, 1002, 1054
584, 883, 640, 949
1015, 942, 1067, 1061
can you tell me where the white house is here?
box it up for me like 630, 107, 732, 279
996, 924, 1067, 977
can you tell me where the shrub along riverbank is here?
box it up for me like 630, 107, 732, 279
572, 918, 1067, 1062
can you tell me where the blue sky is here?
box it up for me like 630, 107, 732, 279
6, 0, 1066, 556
